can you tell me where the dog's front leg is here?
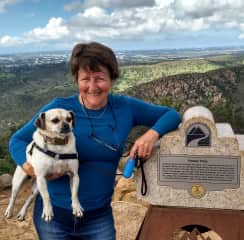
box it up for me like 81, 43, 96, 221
70, 173, 83, 217
5, 166, 28, 219
17, 181, 39, 221
36, 176, 53, 221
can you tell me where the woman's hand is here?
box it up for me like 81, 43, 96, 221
129, 129, 159, 160
22, 162, 36, 178
22, 162, 63, 180
46, 173, 64, 181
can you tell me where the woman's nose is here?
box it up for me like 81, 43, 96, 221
88, 79, 98, 89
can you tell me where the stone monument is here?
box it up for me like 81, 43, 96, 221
135, 106, 244, 240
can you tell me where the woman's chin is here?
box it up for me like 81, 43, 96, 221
80, 94, 108, 109
85, 100, 107, 109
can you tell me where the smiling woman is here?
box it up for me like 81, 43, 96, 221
70, 42, 119, 110
8, 41, 181, 240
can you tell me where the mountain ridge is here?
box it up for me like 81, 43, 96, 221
1, 58, 244, 136
123, 66, 240, 110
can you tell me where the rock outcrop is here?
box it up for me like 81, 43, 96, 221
0, 174, 12, 191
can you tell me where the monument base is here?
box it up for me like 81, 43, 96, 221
136, 205, 244, 240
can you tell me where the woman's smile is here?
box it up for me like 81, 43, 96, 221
87, 91, 102, 96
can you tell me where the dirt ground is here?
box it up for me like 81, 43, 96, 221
0, 180, 37, 240
0, 180, 222, 240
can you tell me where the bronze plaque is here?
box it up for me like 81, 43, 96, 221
158, 154, 240, 191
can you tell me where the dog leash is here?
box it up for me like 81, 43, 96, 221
138, 158, 148, 196
133, 156, 148, 196
28, 142, 78, 160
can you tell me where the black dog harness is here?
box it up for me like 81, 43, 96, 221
28, 142, 78, 160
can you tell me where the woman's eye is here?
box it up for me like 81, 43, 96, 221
80, 78, 89, 81
51, 118, 60, 124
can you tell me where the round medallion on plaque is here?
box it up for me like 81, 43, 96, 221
190, 184, 206, 198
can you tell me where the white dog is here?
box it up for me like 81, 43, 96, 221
5, 108, 83, 221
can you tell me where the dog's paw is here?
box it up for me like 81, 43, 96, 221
42, 206, 54, 222
16, 210, 26, 221
72, 203, 84, 218
4, 207, 13, 219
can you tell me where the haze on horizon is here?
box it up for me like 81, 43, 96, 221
0, 0, 244, 54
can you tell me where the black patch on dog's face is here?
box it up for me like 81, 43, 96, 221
35, 112, 46, 130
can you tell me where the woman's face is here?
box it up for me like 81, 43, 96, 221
77, 66, 114, 109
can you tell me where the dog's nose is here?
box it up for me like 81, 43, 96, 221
61, 123, 70, 133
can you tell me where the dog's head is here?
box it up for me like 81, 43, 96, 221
35, 108, 75, 135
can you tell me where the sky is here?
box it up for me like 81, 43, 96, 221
0, 0, 244, 54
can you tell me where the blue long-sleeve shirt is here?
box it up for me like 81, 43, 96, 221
9, 93, 181, 211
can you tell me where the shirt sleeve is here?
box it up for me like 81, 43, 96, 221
9, 98, 60, 166
127, 96, 181, 136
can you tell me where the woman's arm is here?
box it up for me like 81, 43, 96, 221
127, 97, 181, 159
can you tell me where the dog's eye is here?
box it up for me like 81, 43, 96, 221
66, 117, 72, 122
51, 118, 60, 124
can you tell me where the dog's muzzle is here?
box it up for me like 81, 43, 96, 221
60, 123, 71, 134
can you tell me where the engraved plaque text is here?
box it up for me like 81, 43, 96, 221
158, 155, 240, 191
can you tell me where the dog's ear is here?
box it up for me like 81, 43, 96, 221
69, 111, 75, 127
35, 112, 46, 130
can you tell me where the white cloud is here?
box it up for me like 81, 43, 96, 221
0, 35, 20, 46
0, 35, 11, 44
0, 17, 69, 46
1, 0, 244, 48
240, 23, 244, 31
83, 6, 106, 18
172, 0, 216, 18
191, 18, 209, 31
1, 35, 13, 45
64, 1, 83, 12
225, 21, 238, 28
155, 0, 174, 7
64, 0, 155, 11
25, 17, 69, 41
239, 33, 244, 39
0, 0, 21, 13
172, 0, 244, 21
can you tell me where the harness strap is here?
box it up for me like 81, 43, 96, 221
28, 142, 78, 160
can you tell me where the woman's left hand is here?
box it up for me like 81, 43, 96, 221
129, 129, 159, 160
47, 173, 64, 181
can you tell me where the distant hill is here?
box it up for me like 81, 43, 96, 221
123, 66, 238, 109
122, 66, 244, 133
0, 62, 77, 134
1, 54, 244, 136
114, 54, 244, 91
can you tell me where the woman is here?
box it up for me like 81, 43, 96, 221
9, 42, 181, 240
